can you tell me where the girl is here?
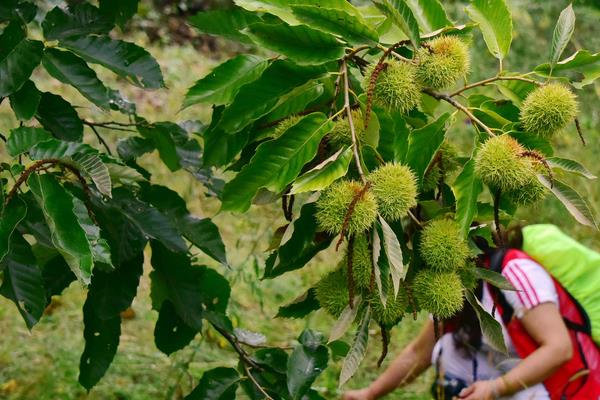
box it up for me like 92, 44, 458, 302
342, 238, 600, 399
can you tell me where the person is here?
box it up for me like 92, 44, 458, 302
342, 237, 600, 400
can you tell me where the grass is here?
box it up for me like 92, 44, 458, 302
1, 3, 600, 399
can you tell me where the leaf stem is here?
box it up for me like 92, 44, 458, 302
422, 88, 496, 137
341, 60, 366, 182
450, 75, 541, 97
210, 322, 273, 399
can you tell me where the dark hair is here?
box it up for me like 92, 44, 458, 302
450, 225, 525, 354
450, 281, 483, 356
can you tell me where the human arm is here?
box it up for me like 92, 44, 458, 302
342, 319, 436, 400
460, 302, 573, 399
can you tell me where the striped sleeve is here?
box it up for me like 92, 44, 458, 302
501, 258, 558, 318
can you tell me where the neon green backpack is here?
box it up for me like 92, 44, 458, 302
522, 224, 600, 345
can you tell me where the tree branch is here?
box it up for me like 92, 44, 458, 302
88, 124, 113, 155
341, 60, 366, 182
422, 88, 496, 137
450, 75, 541, 97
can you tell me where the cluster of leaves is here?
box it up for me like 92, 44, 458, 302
1, 1, 599, 399
185, 0, 599, 396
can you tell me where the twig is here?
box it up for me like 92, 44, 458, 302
83, 121, 136, 133
211, 321, 274, 399
244, 364, 274, 400
3, 159, 96, 223
344, 45, 371, 60
0, 132, 7, 143
422, 88, 496, 137
88, 124, 113, 155
210, 323, 261, 370
84, 120, 140, 127
407, 210, 423, 227
450, 75, 541, 97
574, 118, 586, 146
346, 235, 356, 309
341, 60, 366, 182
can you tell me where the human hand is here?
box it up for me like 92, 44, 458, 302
459, 378, 504, 400
342, 387, 375, 400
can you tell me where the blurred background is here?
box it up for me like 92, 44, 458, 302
0, 0, 598, 398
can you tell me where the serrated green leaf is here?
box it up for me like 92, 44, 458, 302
6, 127, 52, 157
78, 299, 121, 390
550, 4, 575, 69
262, 80, 324, 123
140, 184, 227, 265
466, 0, 512, 61
0, 232, 46, 329
404, 113, 449, 188
42, 4, 113, 40
106, 163, 145, 186
534, 50, 600, 88
28, 174, 94, 284
188, 7, 261, 44
137, 121, 201, 172
405, 0, 451, 33
508, 131, 553, 157
99, 0, 138, 28
276, 288, 320, 319
339, 306, 370, 387
291, 5, 379, 45
329, 295, 361, 343
244, 22, 345, 65
234, 0, 300, 25
537, 175, 597, 229
183, 55, 269, 108
35, 92, 83, 142
221, 113, 333, 212
28, 139, 96, 160
377, 110, 410, 163
474, 267, 515, 290
496, 79, 536, 106
0, 22, 44, 97
155, 300, 197, 355
372, 225, 390, 306
372, 0, 420, 48
264, 202, 333, 279
150, 241, 230, 330
452, 158, 483, 238
71, 197, 113, 269
291, 147, 353, 194
287, 330, 329, 400
379, 216, 404, 297
217, 60, 327, 134
43, 48, 113, 110
41, 255, 76, 301
0, 196, 27, 263
78, 254, 142, 391
547, 157, 596, 180
0, 0, 37, 23
185, 367, 240, 400
465, 289, 507, 353
9, 80, 41, 121
60, 35, 164, 89
116, 137, 153, 161
72, 153, 112, 198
